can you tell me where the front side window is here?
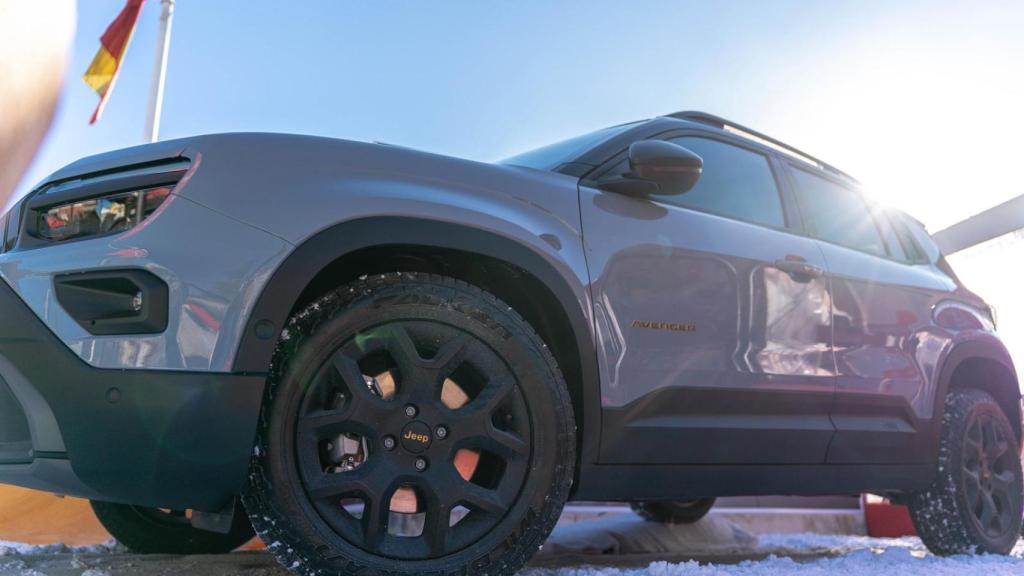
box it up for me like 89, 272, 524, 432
660, 137, 786, 228
790, 168, 886, 256
601, 137, 785, 228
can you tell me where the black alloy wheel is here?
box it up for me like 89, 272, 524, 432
243, 273, 575, 576
295, 320, 532, 559
960, 406, 1020, 539
908, 387, 1023, 555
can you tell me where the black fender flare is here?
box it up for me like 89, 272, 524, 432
930, 338, 1022, 446
232, 216, 602, 466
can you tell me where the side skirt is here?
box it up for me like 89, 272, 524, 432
571, 463, 935, 501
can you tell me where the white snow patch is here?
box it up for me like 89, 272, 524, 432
0, 533, 1020, 575
524, 534, 1024, 576
0, 540, 116, 556
758, 532, 928, 555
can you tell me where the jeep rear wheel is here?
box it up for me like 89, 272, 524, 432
242, 273, 575, 575
907, 388, 1023, 555
630, 498, 716, 524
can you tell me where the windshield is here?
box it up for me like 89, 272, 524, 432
500, 121, 640, 171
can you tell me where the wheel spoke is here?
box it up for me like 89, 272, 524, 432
417, 482, 452, 556
966, 422, 984, 459
362, 495, 390, 552
465, 374, 515, 418
330, 352, 381, 405
980, 418, 997, 457
381, 324, 423, 376
482, 424, 529, 459
979, 491, 998, 530
297, 352, 389, 440
453, 422, 528, 461
431, 333, 471, 376
965, 473, 984, 515
299, 409, 360, 436
966, 438, 984, 460
986, 437, 1009, 461
459, 481, 507, 515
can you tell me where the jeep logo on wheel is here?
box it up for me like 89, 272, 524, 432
400, 421, 432, 453
404, 430, 430, 444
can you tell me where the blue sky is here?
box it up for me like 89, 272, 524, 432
20, 0, 1024, 230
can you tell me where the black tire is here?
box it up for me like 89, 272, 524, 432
242, 273, 576, 576
907, 388, 1023, 555
89, 500, 254, 554
630, 499, 716, 524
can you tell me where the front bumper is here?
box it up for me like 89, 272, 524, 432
0, 278, 265, 511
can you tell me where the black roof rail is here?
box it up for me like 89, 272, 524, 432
666, 111, 858, 183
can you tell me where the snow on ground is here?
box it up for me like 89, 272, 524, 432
525, 549, 1024, 576
0, 541, 116, 556
0, 534, 1020, 575
525, 534, 1024, 576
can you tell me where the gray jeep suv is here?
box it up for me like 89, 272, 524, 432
0, 111, 1018, 573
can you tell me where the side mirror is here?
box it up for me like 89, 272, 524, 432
597, 140, 703, 197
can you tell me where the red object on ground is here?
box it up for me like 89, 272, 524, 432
863, 495, 918, 537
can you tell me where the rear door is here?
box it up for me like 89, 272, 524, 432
784, 165, 946, 463
582, 133, 837, 465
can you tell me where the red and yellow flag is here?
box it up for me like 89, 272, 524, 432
83, 0, 146, 124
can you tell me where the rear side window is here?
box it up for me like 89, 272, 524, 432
875, 211, 908, 261
893, 213, 938, 262
885, 211, 928, 263
660, 137, 786, 228
790, 168, 887, 256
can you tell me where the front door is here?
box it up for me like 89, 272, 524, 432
583, 135, 836, 464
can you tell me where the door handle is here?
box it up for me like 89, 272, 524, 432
773, 257, 824, 282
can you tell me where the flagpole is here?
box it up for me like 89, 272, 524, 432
144, 0, 174, 143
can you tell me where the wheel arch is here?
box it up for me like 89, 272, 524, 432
934, 339, 1022, 443
232, 217, 600, 481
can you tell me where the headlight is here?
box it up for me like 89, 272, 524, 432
20, 159, 188, 249
33, 186, 171, 242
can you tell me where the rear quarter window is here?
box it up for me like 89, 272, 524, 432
790, 167, 887, 256
897, 213, 941, 262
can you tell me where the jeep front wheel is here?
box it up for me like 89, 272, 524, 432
242, 273, 575, 575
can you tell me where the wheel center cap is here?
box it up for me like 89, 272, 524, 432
400, 421, 432, 453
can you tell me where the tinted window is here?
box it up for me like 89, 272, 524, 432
646, 137, 786, 228
882, 210, 928, 262
876, 212, 908, 261
893, 212, 936, 262
790, 168, 886, 256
